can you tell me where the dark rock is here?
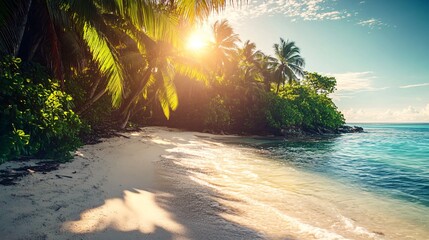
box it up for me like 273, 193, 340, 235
280, 127, 305, 137
338, 125, 364, 133
280, 125, 364, 137
353, 126, 364, 132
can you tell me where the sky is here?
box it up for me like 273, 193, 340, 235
208, 0, 429, 123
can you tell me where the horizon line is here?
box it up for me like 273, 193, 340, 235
347, 122, 429, 124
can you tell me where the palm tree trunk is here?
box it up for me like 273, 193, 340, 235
119, 110, 131, 129
27, 35, 43, 61
14, 0, 33, 57
76, 75, 106, 114
76, 88, 107, 115
117, 68, 152, 128
45, 3, 64, 90
264, 81, 270, 92
89, 76, 103, 99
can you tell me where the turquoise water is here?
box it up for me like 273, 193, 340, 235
261, 123, 429, 207
153, 126, 429, 238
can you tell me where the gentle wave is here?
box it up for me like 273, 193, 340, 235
261, 124, 429, 207
152, 129, 429, 239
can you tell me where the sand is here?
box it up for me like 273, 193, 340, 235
0, 127, 264, 240
3, 127, 427, 240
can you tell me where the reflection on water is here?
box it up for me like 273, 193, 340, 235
63, 126, 429, 240
259, 124, 429, 207
154, 131, 429, 240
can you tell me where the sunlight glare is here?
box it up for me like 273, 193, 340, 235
62, 189, 185, 235
187, 31, 208, 51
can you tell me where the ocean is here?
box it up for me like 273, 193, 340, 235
264, 123, 429, 207
160, 123, 429, 239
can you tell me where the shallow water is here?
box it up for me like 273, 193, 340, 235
157, 124, 429, 239
262, 123, 429, 207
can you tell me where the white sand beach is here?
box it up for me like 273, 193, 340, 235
1, 127, 428, 240
0, 127, 265, 240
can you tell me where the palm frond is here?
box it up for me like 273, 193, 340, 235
61, 0, 101, 25
0, 0, 17, 24
172, 60, 208, 84
142, 73, 157, 99
143, 12, 180, 48
83, 22, 124, 107
0, 0, 32, 55
176, 0, 214, 22
0, 0, 20, 53
213, 19, 239, 48
176, 0, 246, 22
114, 0, 180, 46
156, 69, 178, 119
272, 37, 305, 85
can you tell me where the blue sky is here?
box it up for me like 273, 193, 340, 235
209, 0, 429, 122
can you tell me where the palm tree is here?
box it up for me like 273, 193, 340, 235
115, 35, 208, 128
209, 19, 240, 75
0, 0, 136, 103
233, 40, 269, 108
0, 0, 245, 127
255, 52, 277, 92
238, 40, 263, 83
272, 38, 305, 93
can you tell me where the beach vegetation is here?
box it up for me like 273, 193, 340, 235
1, 1, 345, 162
161, 21, 344, 135
0, 56, 83, 163
272, 38, 305, 93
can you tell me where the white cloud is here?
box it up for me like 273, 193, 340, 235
329, 71, 376, 92
327, 71, 388, 101
399, 82, 429, 89
212, 0, 352, 25
343, 104, 429, 123
209, 0, 391, 33
357, 18, 387, 29
213, 1, 387, 31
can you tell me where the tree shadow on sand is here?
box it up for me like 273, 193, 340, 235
62, 132, 297, 239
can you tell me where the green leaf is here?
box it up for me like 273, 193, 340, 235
83, 23, 124, 107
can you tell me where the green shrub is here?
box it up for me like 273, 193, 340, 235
0, 56, 83, 163
265, 92, 303, 132
204, 95, 231, 132
278, 84, 345, 131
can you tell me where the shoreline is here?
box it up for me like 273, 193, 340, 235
0, 127, 264, 239
1, 126, 427, 239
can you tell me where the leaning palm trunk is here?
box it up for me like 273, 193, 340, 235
13, 0, 32, 56
117, 68, 153, 128
264, 77, 271, 92
76, 88, 107, 115
27, 35, 43, 60
276, 82, 281, 94
47, 14, 65, 89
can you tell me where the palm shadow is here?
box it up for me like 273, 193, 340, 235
62, 131, 296, 239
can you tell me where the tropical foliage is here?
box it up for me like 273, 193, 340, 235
0, 56, 83, 163
162, 20, 344, 135
0, 1, 346, 162
272, 38, 305, 92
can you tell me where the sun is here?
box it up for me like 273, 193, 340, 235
186, 31, 208, 51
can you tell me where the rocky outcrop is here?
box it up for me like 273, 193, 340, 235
337, 125, 364, 133
280, 125, 364, 137
280, 127, 305, 137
